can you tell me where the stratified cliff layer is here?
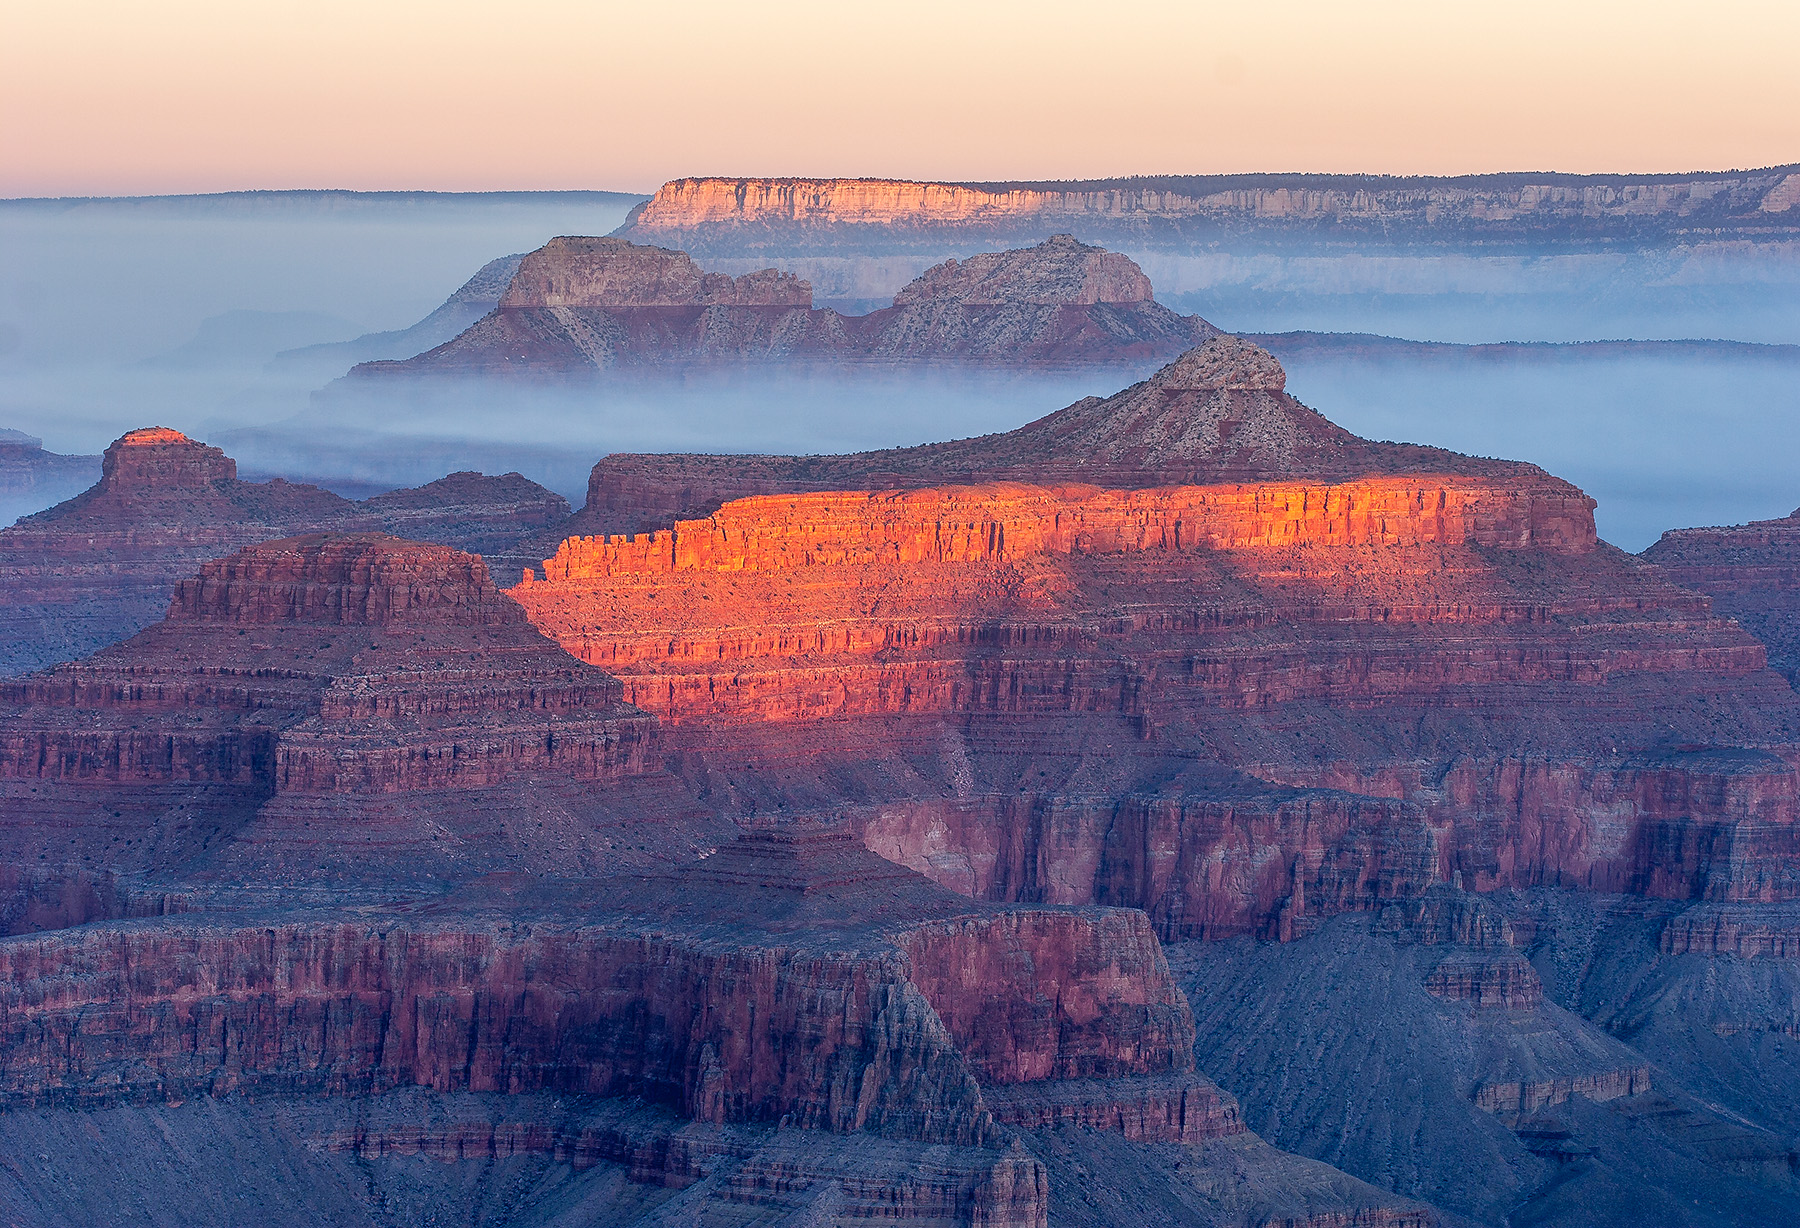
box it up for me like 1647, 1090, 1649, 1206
0, 428, 571, 675
1643, 507, 1800, 685
514, 340, 1800, 938
619, 168, 1800, 253
353, 234, 1213, 378
0, 824, 1437, 1227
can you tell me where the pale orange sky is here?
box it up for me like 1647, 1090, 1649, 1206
3, 0, 1796, 196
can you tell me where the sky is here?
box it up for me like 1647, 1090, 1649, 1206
3, 0, 1797, 197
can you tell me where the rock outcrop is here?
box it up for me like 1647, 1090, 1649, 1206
0, 825, 1318, 1227
0, 533, 655, 880
0, 429, 573, 675
352, 235, 1214, 378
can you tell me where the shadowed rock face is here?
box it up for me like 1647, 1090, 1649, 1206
1643, 507, 1800, 685
0, 430, 572, 676
351, 234, 1214, 378
10, 342, 1800, 1226
0, 823, 1353, 1228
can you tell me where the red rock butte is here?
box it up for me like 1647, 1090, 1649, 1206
354, 233, 1213, 377
558, 334, 1593, 537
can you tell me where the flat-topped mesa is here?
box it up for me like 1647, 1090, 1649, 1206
620, 170, 1800, 244
571, 336, 1599, 542
171, 533, 524, 627
498, 236, 814, 308
98, 427, 236, 493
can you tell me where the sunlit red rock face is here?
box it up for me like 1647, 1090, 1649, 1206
1643, 507, 1800, 685
0, 429, 571, 676
354, 234, 1212, 378
514, 339, 1800, 938
620, 171, 1800, 251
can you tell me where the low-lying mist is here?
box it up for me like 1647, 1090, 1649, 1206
1280, 348, 1800, 551
6, 192, 1800, 554
213, 367, 1159, 506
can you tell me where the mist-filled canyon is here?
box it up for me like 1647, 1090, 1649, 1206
5, 162, 1800, 1228
5, 188, 1799, 549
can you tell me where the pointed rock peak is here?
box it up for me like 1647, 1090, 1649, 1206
100, 427, 235, 492
170, 531, 525, 627
1150, 336, 1288, 393
499, 235, 813, 310
893, 234, 1157, 307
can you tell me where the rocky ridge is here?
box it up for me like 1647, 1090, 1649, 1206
514, 340, 1800, 941
9, 334, 1800, 1224
352, 234, 1214, 378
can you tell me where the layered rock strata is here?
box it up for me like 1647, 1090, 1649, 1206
0, 533, 650, 826
0, 826, 1262, 1226
1643, 506, 1800, 684
0, 428, 572, 675
513, 341, 1800, 939
354, 234, 1213, 378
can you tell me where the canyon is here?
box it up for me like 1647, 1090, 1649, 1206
5, 334, 1800, 1224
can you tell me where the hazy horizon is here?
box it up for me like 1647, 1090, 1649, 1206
6, 2, 1797, 197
